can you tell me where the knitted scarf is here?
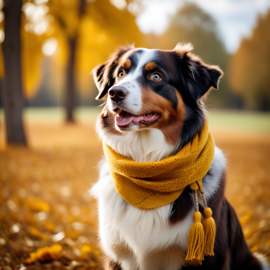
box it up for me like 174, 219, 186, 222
103, 120, 216, 264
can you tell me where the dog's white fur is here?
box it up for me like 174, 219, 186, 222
91, 125, 226, 270
254, 254, 270, 270
97, 126, 178, 162
108, 49, 157, 118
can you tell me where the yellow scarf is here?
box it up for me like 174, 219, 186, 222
103, 120, 216, 264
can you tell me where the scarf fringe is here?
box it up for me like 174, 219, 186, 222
185, 211, 205, 264
185, 190, 216, 264
203, 207, 216, 256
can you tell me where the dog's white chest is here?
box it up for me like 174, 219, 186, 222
91, 147, 225, 270
91, 160, 194, 270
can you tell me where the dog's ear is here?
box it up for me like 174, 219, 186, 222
174, 43, 223, 101
92, 45, 134, 100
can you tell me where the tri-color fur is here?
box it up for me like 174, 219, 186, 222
91, 44, 269, 270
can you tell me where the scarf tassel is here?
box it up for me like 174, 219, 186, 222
185, 190, 216, 264
202, 207, 216, 256
185, 211, 205, 264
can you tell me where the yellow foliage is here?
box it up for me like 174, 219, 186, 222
48, 0, 82, 38
29, 227, 49, 240
81, 244, 92, 258
26, 198, 50, 212
25, 244, 62, 264
0, 0, 148, 100
251, 245, 258, 252
45, 220, 55, 232
47, 0, 147, 95
21, 29, 44, 98
76, 17, 121, 94
66, 227, 82, 239
239, 211, 252, 226
229, 10, 270, 109
47, 23, 69, 95
0, 45, 4, 78
0, 4, 46, 98
23, 213, 37, 224
243, 226, 257, 239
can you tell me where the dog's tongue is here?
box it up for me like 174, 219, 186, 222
116, 112, 136, 127
116, 111, 158, 127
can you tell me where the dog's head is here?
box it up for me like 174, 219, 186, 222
93, 43, 222, 150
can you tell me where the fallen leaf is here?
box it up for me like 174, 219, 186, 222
25, 244, 62, 264
26, 199, 50, 212
29, 227, 49, 240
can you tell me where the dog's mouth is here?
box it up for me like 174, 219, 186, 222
115, 110, 160, 127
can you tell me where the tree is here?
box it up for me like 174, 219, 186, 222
48, 0, 87, 122
0, 0, 147, 126
1, 0, 27, 145
158, 3, 234, 108
43, 0, 147, 122
229, 9, 270, 110
0, 1, 50, 101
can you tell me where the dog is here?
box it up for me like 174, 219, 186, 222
91, 43, 268, 270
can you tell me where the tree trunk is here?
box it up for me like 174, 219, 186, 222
64, 0, 86, 123
2, 0, 27, 145
64, 37, 78, 123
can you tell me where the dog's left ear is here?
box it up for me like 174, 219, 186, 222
174, 43, 223, 101
92, 45, 134, 100
92, 62, 112, 100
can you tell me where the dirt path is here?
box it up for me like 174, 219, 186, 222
0, 121, 269, 269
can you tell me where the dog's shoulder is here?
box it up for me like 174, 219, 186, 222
170, 146, 226, 224
202, 146, 226, 200
90, 157, 114, 200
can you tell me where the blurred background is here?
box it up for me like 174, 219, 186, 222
0, 0, 269, 269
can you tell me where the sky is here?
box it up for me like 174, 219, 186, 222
136, 0, 270, 53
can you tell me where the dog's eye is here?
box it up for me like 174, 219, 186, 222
150, 73, 162, 82
118, 70, 125, 78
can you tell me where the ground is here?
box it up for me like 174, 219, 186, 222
0, 108, 269, 269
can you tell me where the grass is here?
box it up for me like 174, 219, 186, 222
207, 109, 270, 133
1, 107, 270, 134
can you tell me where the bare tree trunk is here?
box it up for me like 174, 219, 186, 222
64, 0, 86, 123
1, 0, 27, 145
64, 37, 78, 123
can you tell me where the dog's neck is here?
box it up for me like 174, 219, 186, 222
99, 127, 179, 162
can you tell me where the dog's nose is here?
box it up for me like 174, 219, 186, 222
108, 87, 127, 102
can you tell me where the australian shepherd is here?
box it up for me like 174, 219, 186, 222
91, 44, 268, 270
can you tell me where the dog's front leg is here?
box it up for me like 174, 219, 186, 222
104, 258, 122, 270
104, 255, 138, 270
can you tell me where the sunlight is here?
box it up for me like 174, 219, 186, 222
42, 38, 58, 56
34, 20, 49, 35
0, 29, 4, 43
97, 33, 106, 43
128, 2, 140, 15
22, 3, 49, 22
34, 0, 49, 4
0, 11, 4, 23
110, 0, 126, 10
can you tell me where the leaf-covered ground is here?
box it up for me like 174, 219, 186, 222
0, 119, 269, 269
